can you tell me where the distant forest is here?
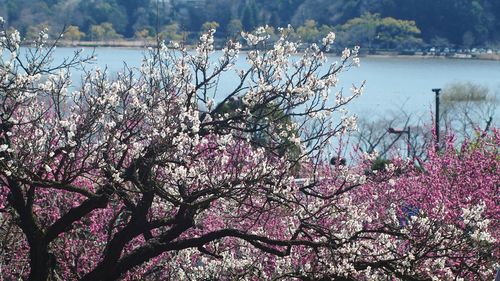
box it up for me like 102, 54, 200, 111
1, 0, 500, 48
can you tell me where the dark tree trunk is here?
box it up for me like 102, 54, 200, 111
28, 242, 53, 281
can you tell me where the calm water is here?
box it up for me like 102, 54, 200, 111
51, 47, 500, 123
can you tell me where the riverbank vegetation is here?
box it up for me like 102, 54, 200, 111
2, 0, 500, 52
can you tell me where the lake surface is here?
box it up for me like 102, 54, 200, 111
51, 47, 500, 124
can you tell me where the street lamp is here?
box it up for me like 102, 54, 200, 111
432, 88, 441, 149
387, 127, 411, 158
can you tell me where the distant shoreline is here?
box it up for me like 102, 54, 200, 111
362, 54, 500, 61
51, 40, 500, 61
55, 40, 156, 49
361, 51, 500, 61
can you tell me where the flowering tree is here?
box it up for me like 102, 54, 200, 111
354, 132, 499, 280
0, 21, 498, 281
0, 24, 361, 280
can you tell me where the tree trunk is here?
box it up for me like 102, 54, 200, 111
28, 241, 53, 281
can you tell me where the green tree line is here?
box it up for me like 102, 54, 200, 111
0, 0, 499, 47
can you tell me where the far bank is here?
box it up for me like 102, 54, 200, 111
39, 40, 500, 61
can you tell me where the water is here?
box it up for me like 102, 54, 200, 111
50, 47, 500, 122
347, 57, 500, 119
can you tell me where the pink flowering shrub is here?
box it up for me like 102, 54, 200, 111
353, 131, 499, 279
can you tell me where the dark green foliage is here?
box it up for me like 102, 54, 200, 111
336, 13, 422, 49
212, 97, 301, 159
370, 157, 392, 172
0, 0, 499, 46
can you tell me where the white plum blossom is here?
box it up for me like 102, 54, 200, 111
0, 144, 8, 152
44, 164, 52, 173
322, 32, 336, 46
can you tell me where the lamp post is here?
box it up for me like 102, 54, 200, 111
432, 88, 441, 149
388, 127, 411, 158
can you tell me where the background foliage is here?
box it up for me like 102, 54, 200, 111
1, 0, 500, 47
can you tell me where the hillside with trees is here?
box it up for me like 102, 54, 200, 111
1, 0, 500, 48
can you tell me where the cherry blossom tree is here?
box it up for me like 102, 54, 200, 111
0, 20, 498, 281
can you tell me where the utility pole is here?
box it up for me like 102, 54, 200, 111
156, 0, 160, 41
432, 88, 441, 149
